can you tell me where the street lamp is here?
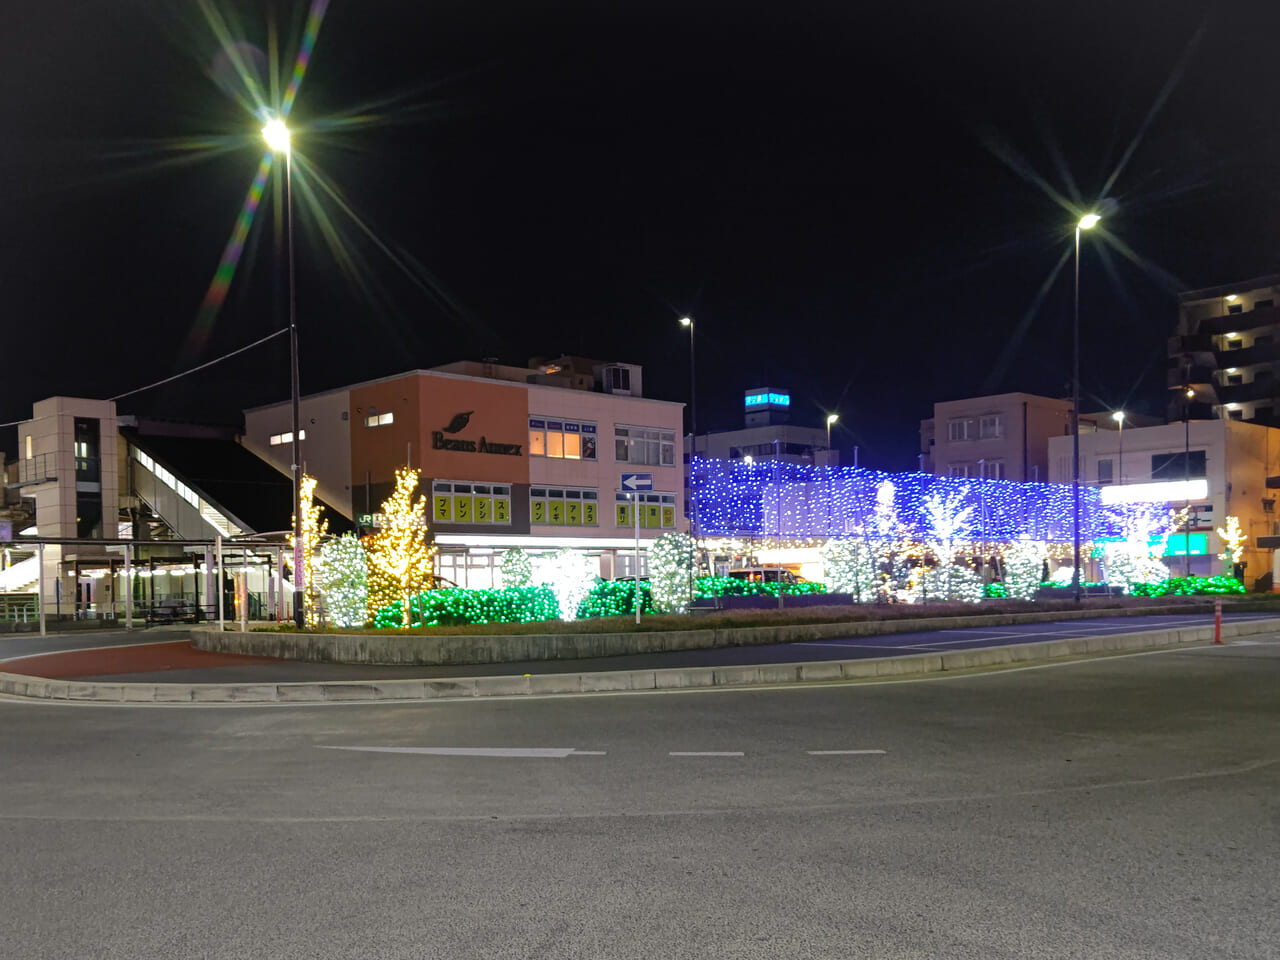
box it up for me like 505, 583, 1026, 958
262, 115, 305, 630
1112, 410, 1125, 485
679, 316, 697, 602
825, 413, 839, 454
1072, 212, 1100, 602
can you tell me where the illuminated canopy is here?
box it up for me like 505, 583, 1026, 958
1099, 479, 1208, 505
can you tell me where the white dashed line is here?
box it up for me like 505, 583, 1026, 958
807, 749, 887, 755
318, 746, 595, 758
669, 751, 744, 757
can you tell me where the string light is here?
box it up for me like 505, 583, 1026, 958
649, 533, 696, 614
289, 474, 327, 628
532, 548, 598, 621
499, 548, 533, 588
375, 586, 559, 628
316, 532, 367, 628
1216, 516, 1247, 565
364, 466, 436, 627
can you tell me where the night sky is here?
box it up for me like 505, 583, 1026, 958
4, 0, 1280, 468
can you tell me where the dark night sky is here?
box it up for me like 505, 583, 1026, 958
4, 0, 1280, 467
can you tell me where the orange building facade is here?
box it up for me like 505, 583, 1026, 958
243, 363, 686, 585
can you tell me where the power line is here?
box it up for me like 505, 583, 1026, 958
109, 328, 289, 401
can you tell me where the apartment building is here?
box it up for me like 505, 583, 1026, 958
244, 358, 686, 585
1171, 275, 1280, 425
919, 393, 1103, 481
687, 388, 836, 467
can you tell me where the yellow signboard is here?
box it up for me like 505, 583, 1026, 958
616, 503, 632, 527
548, 500, 565, 525
494, 497, 509, 522
662, 506, 675, 528
454, 496, 473, 522
583, 502, 597, 526
532, 500, 547, 524
566, 501, 581, 525
434, 496, 451, 522
473, 497, 492, 523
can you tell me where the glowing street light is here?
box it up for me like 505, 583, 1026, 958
263, 115, 305, 629
825, 413, 839, 452
261, 118, 291, 154
1112, 410, 1125, 486
1071, 212, 1101, 602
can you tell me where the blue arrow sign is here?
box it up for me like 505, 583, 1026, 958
620, 473, 653, 491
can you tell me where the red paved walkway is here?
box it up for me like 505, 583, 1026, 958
1, 641, 280, 679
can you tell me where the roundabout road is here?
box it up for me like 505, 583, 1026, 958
1, 640, 1277, 958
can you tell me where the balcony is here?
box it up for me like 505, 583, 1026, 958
1165, 400, 1216, 423
1166, 364, 1216, 389
1214, 339, 1280, 368
1217, 379, 1280, 405
12, 453, 57, 487
1197, 304, 1280, 336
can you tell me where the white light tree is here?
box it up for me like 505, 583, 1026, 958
1000, 538, 1048, 601
1104, 504, 1182, 591
317, 533, 368, 628
650, 533, 696, 614
916, 485, 979, 602
820, 535, 879, 602
500, 548, 533, 588
533, 548, 597, 621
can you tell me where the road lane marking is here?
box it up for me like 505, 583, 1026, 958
807, 749, 887, 755
669, 751, 744, 757
317, 746, 600, 758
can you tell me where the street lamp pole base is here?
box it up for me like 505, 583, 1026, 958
293, 589, 305, 630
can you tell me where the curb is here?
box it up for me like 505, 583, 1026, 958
1, 617, 1275, 705
191, 603, 1219, 667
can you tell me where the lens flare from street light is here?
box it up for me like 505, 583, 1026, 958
826, 414, 839, 425
262, 118, 291, 153
1112, 410, 1124, 423
1078, 213, 1101, 230
1186, 389, 1195, 399
679, 316, 692, 327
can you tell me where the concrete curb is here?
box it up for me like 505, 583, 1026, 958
190, 603, 1217, 667
1, 616, 1275, 705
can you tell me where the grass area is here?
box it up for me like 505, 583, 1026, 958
253, 594, 1216, 637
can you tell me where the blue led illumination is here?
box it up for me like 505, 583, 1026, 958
690, 458, 1140, 543
744, 391, 791, 408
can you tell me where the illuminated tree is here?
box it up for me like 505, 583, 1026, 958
820, 536, 878, 602
1104, 505, 1182, 591
1216, 515, 1247, 567
1000, 538, 1048, 601
915, 485, 978, 602
317, 533, 368, 628
290, 474, 327, 628
533, 548, 597, 621
650, 533, 696, 614
365, 467, 436, 627
500, 548, 533, 588
909, 562, 984, 604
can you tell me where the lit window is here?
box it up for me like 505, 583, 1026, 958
529, 418, 596, 459
24, 435, 32, 460
269, 430, 305, 445
364, 412, 393, 427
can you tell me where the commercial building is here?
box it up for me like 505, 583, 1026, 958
686, 388, 836, 466
1170, 275, 1280, 425
1047, 418, 1280, 584
244, 357, 686, 586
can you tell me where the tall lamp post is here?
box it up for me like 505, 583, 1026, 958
1112, 410, 1125, 484
262, 117, 305, 630
680, 316, 697, 600
1072, 212, 1101, 602
825, 413, 839, 457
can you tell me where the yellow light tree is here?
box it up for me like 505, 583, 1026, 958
1216, 515, 1247, 567
291, 474, 328, 628
365, 467, 436, 626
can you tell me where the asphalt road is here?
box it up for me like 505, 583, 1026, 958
1, 640, 1277, 958
3, 612, 1275, 682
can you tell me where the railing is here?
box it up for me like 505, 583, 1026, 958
15, 454, 57, 486
0, 593, 38, 623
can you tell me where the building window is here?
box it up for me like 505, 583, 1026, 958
615, 491, 677, 529
947, 463, 969, 477
1257, 369, 1274, 382
979, 415, 1003, 439
1227, 304, 1244, 314
530, 486, 598, 526
1256, 334, 1275, 346
1257, 406, 1275, 421
529, 418, 597, 460
431, 481, 511, 525
1229, 409, 1244, 420
1097, 459, 1114, 484
614, 425, 675, 465
1227, 338, 1243, 350
1256, 299, 1274, 309
1227, 374, 1243, 385
979, 460, 1005, 479
364, 412, 393, 428
24, 435, 32, 460
608, 367, 631, 392
1151, 450, 1207, 480
269, 430, 306, 445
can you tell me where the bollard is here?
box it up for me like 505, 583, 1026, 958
1213, 598, 1222, 645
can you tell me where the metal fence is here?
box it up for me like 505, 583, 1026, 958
0, 593, 39, 623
